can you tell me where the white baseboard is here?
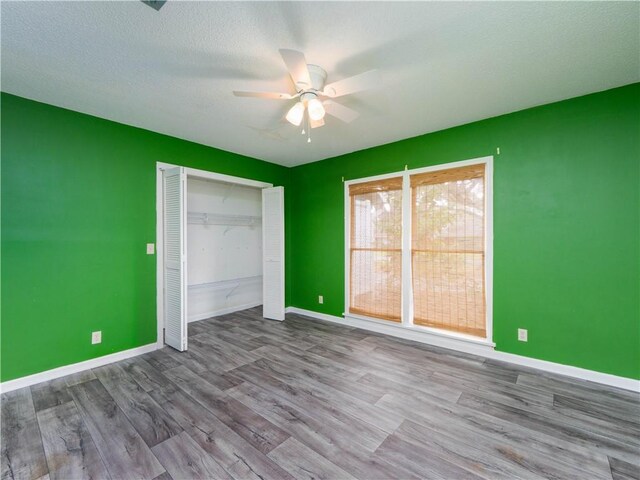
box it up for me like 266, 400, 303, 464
0, 343, 159, 394
285, 307, 640, 392
189, 301, 263, 323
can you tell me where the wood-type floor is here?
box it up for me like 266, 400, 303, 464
2, 307, 639, 480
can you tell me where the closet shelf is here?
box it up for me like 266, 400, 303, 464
188, 211, 262, 227
188, 275, 262, 298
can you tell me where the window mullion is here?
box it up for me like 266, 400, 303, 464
401, 172, 413, 326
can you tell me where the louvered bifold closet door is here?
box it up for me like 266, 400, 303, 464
262, 186, 285, 321
410, 164, 486, 337
349, 177, 403, 321
163, 167, 188, 351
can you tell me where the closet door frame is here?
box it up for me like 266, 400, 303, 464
156, 162, 272, 349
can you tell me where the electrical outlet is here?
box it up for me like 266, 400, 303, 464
518, 328, 528, 342
318, 295, 324, 304
146, 243, 155, 255
92, 331, 102, 345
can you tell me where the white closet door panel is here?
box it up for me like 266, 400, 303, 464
262, 186, 285, 321
164, 167, 188, 351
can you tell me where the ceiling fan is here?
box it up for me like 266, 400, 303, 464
233, 49, 380, 137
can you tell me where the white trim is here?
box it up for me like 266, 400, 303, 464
484, 157, 494, 343
157, 162, 272, 190
401, 172, 413, 326
156, 161, 273, 349
188, 301, 263, 323
156, 165, 165, 348
262, 186, 286, 321
344, 155, 494, 344
0, 343, 159, 393
344, 169, 405, 186
285, 307, 640, 392
347, 311, 495, 347
343, 181, 350, 323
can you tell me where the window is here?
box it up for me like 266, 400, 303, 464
348, 177, 403, 322
346, 158, 491, 341
411, 164, 486, 337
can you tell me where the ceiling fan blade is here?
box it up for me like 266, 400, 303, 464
323, 100, 359, 123
279, 49, 312, 91
233, 91, 294, 99
322, 69, 381, 98
310, 117, 325, 129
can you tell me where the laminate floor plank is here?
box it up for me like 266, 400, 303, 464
68, 379, 165, 480
162, 365, 290, 455
428, 370, 555, 407
250, 346, 385, 403
151, 431, 232, 480
230, 359, 404, 434
141, 349, 184, 371
36, 401, 110, 480
457, 392, 640, 464
376, 392, 614, 479
199, 330, 267, 352
159, 347, 210, 374
119, 357, 174, 393
226, 365, 389, 452
267, 437, 357, 480
63, 370, 97, 387
517, 373, 640, 412
227, 382, 421, 480
397, 419, 579, 480
197, 369, 244, 391
1, 389, 49, 480
357, 371, 463, 404
361, 333, 487, 368
149, 383, 295, 480
3, 307, 637, 480
93, 363, 183, 447
30, 379, 73, 413
374, 432, 485, 480
151, 472, 174, 480
188, 334, 261, 371
609, 457, 640, 480
252, 344, 364, 381
554, 393, 640, 428
452, 381, 639, 446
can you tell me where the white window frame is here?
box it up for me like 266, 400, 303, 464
344, 156, 494, 349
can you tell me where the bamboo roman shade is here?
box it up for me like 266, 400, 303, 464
349, 177, 403, 321
411, 164, 486, 337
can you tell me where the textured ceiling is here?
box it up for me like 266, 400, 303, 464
2, 1, 638, 167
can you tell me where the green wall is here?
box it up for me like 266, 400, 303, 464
1, 93, 290, 382
289, 83, 640, 380
2, 84, 639, 383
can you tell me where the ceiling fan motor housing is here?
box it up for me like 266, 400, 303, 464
306, 64, 328, 92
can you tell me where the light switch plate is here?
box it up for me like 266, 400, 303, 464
318, 295, 324, 304
92, 331, 102, 344
146, 243, 155, 255
518, 328, 528, 342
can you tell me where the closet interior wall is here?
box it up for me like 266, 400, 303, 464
187, 177, 263, 322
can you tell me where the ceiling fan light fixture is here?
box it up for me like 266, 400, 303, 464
307, 98, 325, 121
285, 102, 305, 126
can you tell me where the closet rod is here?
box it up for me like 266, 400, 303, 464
188, 275, 263, 291
187, 211, 262, 227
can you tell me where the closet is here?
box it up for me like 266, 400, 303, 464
159, 165, 284, 352
187, 177, 263, 321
